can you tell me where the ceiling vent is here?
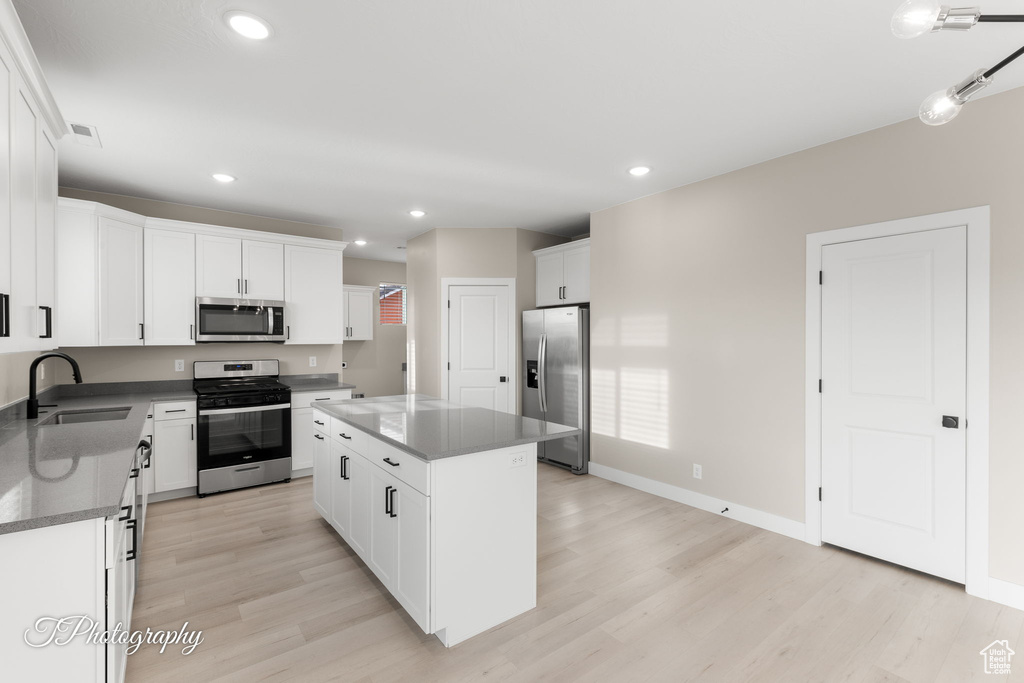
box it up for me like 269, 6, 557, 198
69, 122, 102, 148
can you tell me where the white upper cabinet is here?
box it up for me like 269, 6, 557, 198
57, 201, 146, 347
344, 285, 374, 341
144, 228, 195, 345
0, 5, 66, 354
242, 240, 284, 300
195, 234, 242, 298
284, 245, 344, 344
533, 239, 590, 307
98, 218, 144, 346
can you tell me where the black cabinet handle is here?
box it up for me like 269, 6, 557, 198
388, 487, 397, 518
189, 323, 193, 340
383, 457, 400, 467
316, 398, 330, 401
244, 279, 248, 295
39, 306, 52, 339
385, 485, 392, 515
126, 519, 137, 561
165, 409, 186, 413
314, 419, 325, 425
314, 433, 325, 440
340, 455, 349, 480
191, 424, 194, 441
139, 323, 144, 340
129, 467, 140, 479
237, 278, 241, 294
0, 293, 9, 338
118, 505, 132, 521
286, 325, 290, 340
339, 433, 352, 440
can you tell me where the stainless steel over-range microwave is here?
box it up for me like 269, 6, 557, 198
195, 297, 286, 343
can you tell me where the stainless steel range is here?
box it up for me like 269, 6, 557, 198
193, 360, 292, 496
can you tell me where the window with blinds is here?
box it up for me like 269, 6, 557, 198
379, 283, 407, 325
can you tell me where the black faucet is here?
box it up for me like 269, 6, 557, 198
27, 352, 83, 419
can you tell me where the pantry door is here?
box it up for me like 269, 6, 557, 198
820, 226, 967, 583
446, 283, 512, 413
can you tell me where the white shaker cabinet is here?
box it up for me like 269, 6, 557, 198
57, 200, 147, 347
35, 126, 58, 348
291, 389, 353, 473
343, 285, 375, 341
312, 424, 331, 518
242, 239, 284, 300
533, 238, 590, 307
152, 401, 198, 493
284, 245, 344, 344
196, 235, 284, 300
144, 228, 196, 345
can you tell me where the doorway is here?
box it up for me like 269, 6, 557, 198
805, 207, 990, 596
441, 278, 516, 413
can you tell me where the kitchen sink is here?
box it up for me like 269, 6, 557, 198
38, 407, 132, 425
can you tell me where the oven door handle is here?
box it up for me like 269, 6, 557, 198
198, 403, 291, 416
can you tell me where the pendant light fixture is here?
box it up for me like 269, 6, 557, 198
892, 1, 1024, 124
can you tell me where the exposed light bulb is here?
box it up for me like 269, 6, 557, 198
212, 173, 236, 182
409, 210, 426, 218
628, 166, 651, 177
354, 240, 367, 246
891, 0, 942, 39
225, 11, 272, 40
919, 88, 963, 125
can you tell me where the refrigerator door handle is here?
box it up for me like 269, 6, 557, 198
539, 334, 548, 413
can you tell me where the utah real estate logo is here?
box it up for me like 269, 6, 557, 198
980, 640, 1015, 675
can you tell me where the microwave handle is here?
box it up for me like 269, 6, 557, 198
268, 307, 273, 334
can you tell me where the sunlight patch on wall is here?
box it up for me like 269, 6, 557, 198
620, 315, 669, 347
592, 368, 618, 437
620, 368, 670, 449
591, 317, 618, 347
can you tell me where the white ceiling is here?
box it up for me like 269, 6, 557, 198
14, 0, 1024, 262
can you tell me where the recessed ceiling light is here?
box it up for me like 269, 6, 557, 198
409, 210, 426, 218
212, 173, 236, 183
628, 166, 651, 177
354, 240, 367, 246
225, 11, 272, 40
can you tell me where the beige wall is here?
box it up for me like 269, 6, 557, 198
0, 351, 58, 409
58, 187, 345, 242
407, 228, 567, 404
590, 84, 1024, 587
343, 257, 407, 397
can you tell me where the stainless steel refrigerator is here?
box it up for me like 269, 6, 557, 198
522, 306, 589, 474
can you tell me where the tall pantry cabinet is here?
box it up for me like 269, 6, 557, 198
0, 3, 66, 353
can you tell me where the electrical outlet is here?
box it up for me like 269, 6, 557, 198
174, 360, 185, 372
510, 452, 526, 468
693, 463, 703, 480
309, 356, 317, 368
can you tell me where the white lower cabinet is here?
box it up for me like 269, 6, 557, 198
152, 401, 197, 493
312, 406, 536, 646
291, 390, 352, 474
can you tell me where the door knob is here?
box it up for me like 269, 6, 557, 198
942, 415, 959, 429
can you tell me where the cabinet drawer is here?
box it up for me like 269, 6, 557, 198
368, 440, 430, 496
331, 417, 368, 453
153, 401, 196, 421
311, 409, 329, 432
293, 389, 352, 409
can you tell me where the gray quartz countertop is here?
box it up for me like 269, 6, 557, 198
0, 386, 195, 536
312, 395, 580, 461
280, 376, 356, 393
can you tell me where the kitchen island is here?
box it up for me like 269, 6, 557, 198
311, 395, 579, 646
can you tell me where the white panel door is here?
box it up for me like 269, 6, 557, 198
821, 226, 967, 583
153, 419, 197, 492
196, 234, 242, 298
285, 245, 343, 344
562, 243, 590, 305
290, 408, 314, 470
98, 218, 144, 346
535, 252, 563, 307
242, 240, 284, 300
347, 453, 371, 558
368, 465, 398, 586
448, 285, 511, 412
393, 481, 429, 632
345, 287, 374, 340
144, 229, 195, 345
35, 127, 57, 349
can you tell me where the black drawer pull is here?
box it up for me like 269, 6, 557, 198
126, 519, 137, 561
129, 467, 140, 479
0, 293, 9, 338
118, 505, 132, 521
314, 433, 325, 440
314, 420, 325, 426
316, 398, 330, 401
383, 457, 400, 467
385, 485, 393, 515
339, 433, 352, 440
340, 455, 349, 480
165, 409, 187, 413
388, 487, 397, 518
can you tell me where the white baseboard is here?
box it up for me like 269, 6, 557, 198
588, 462, 806, 542
987, 578, 1024, 612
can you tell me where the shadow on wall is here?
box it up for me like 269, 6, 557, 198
592, 315, 671, 450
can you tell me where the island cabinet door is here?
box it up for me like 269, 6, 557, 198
312, 430, 331, 518
346, 453, 372, 559
393, 480, 430, 633
368, 466, 398, 586
330, 441, 352, 538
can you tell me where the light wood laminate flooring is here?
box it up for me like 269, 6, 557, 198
126, 466, 1024, 682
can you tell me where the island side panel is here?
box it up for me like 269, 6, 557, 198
431, 443, 537, 646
